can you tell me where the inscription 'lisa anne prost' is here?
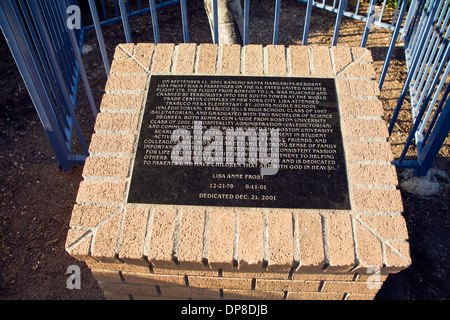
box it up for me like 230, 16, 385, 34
128, 75, 351, 210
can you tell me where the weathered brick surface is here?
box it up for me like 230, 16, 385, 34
173, 43, 196, 74
151, 43, 175, 73
347, 163, 399, 186
134, 43, 154, 69
118, 206, 150, 266
83, 157, 131, 178
76, 181, 127, 204
105, 75, 147, 92
296, 213, 326, 272
100, 93, 143, 112
188, 276, 253, 290
89, 133, 135, 155
176, 208, 206, 268
66, 44, 410, 300
90, 209, 123, 263
236, 210, 265, 271
206, 209, 235, 270
310, 46, 333, 76
197, 44, 218, 74
220, 44, 241, 74
331, 45, 353, 74
69, 204, 120, 228
256, 279, 321, 292
339, 97, 385, 117
266, 45, 286, 74
110, 58, 147, 74
266, 211, 294, 272
223, 289, 284, 300
122, 272, 186, 286
289, 45, 310, 76
243, 45, 263, 74
326, 214, 356, 271
147, 207, 178, 268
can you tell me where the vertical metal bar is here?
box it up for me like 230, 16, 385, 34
212, 0, 218, 44
360, 0, 377, 47
100, 0, 108, 20
417, 46, 450, 136
126, 0, 131, 14
332, 0, 347, 46
302, 0, 313, 45
391, 0, 400, 26
273, 0, 282, 45
180, 0, 189, 43
44, 1, 76, 75
22, 0, 71, 130
379, 0, 387, 23
0, 0, 73, 170
88, 0, 110, 76
355, 0, 361, 15
403, 0, 421, 43
411, 0, 445, 92
17, 0, 69, 137
395, 35, 450, 165
422, 82, 450, 147
118, 0, 133, 43
378, 0, 408, 90
388, 0, 440, 135
58, 0, 98, 120
40, 1, 73, 89
243, 0, 250, 45
413, 0, 449, 96
112, 0, 120, 17
38, 0, 92, 155
409, 0, 432, 54
415, 93, 450, 176
149, 0, 161, 44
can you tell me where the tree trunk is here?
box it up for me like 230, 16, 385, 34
204, 0, 244, 45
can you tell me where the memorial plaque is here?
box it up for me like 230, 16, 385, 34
128, 75, 351, 210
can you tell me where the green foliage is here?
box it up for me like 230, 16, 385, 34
385, 0, 411, 9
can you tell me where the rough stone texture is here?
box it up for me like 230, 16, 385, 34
197, 43, 218, 74
173, 43, 196, 74
66, 44, 410, 300
220, 44, 241, 74
289, 45, 310, 76
243, 45, 263, 75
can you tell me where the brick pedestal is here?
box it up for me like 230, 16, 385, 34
65, 43, 410, 300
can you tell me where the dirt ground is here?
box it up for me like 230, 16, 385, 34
0, 0, 449, 300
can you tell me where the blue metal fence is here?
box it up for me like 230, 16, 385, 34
1, 0, 449, 176
0, 0, 97, 171
84, 0, 181, 76
388, 0, 450, 176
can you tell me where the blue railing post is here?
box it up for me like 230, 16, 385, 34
243, 0, 250, 45
388, 0, 440, 135
361, 0, 376, 47
379, 0, 408, 90
58, 0, 98, 120
415, 94, 450, 176
88, 0, 110, 76
118, 0, 133, 43
180, 0, 189, 43
149, 0, 161, 44
273, 0, 282, 45
302, 0, 313, 45
212, 0, 218, 44
0, 0, 95, 171
332, 0, 348, 46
